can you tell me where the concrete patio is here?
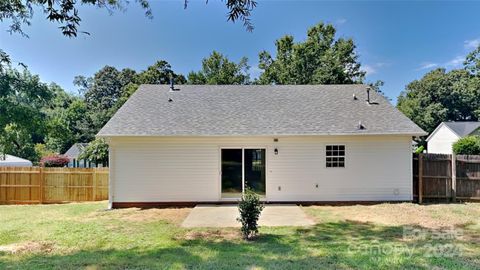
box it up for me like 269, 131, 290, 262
181, 204, 315, 228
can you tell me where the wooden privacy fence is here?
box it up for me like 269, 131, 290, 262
0, 167, 108, 204
413, 153, 480, 203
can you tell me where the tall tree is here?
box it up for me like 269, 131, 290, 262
397, 62, 480, 135
188, 51, 250, 85
0, 67, 53, 161
75, 60, 185, 137
136, 60, 186, 85
257, 22, 365, 85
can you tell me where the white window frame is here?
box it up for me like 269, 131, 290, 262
325, 144, 346, 168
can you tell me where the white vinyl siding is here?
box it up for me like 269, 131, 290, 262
427, 125, 460, 154
108, 135, 413, 204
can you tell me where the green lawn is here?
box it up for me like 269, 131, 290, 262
0, 202, 479, 269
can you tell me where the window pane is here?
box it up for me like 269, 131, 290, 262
339, 150, 345, 156
326, 150, 332, 156
339, 162, 345, 167
326, 145, 332, 151
339, 145, 345, 151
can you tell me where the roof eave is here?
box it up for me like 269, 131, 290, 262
97, 132, 428, 138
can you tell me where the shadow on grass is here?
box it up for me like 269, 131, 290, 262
1, 220, 477, 270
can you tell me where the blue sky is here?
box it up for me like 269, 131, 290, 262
1, 0, 480, 102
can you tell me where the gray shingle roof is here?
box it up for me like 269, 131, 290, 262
63, 143, 89, 159
443, 122, 480, 137
97, 84, 426, 137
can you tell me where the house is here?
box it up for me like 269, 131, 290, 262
63, 143, 89, 167
426, 122, 480, 154
97, 84, 426, 208
0, 154, 32, 167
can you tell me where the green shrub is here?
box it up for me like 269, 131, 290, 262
452, 135, 480, 155
237, 188, 264, 240
79, 138, 109, 166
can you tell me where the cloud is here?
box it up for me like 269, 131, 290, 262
362, 64, 376, 75
362, 62, 391, 75
464, 38, 480, 50
445, 56, 464, 67
335, 18, 347, 25
417, 62, 438, 70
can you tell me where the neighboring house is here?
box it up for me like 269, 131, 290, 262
63, 143, 89, 167
97, 84, 426, 208
0, 154, 32, 167
426, 122, 480, 154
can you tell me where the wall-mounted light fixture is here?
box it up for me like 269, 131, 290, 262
274, 148, 279, 155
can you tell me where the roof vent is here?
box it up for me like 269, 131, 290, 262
366, 87, 371, 104
353, 93, 357, 100
168, 98, 173, 102
169, 77, 179, 91
357, 121, 366, 130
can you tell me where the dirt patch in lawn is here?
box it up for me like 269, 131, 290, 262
0, 241, 55, 254
87, 207, 192, 225
306, 203, 480, 229
181, 229, 241, 241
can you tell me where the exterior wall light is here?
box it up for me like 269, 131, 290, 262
274, 148, 279, 155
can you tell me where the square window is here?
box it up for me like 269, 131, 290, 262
326, 145, 345, 168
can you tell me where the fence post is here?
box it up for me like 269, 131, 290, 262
418, 153, 423, 204
39, 167, 44, 204
452, 153, 456, 202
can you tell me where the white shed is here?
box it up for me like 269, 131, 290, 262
0, 154, 33, 167
426, 122, 480, 154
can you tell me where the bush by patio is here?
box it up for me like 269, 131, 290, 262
237, 188, 264, 240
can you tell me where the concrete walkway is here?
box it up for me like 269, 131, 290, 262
181, 204, 315, 228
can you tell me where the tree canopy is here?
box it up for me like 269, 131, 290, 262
188, 51, 250, 85
397, 52, 480, 135
257, 22, 365, 85
0, 68, 55, 161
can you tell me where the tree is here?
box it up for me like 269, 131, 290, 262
397, 67, 480, 135
188, 51, 250, 85
75, 60, 185, 136
0, 67, 53, 161
136, 60, 186, 85
79, 138, 109, 166
257, 22, 365, 85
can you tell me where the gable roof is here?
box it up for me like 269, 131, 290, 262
63, 143, 89, 159
427, 121, 480, 141
97, 84, 426, 137
444, 121, 480, 137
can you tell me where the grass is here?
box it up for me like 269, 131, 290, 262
0, 202, 479, 269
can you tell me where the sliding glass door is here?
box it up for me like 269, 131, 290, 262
244, 149, 266, 195
221, 148, 266, 198
221, 149, 243, 198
